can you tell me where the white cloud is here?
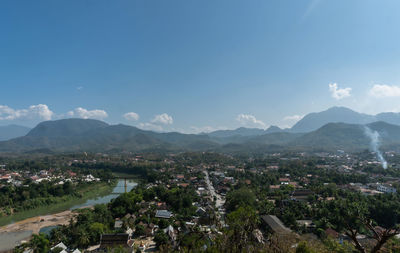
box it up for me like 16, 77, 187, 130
281, 114, 304, 128
138, 122, 164, 132
123, 112, 139, 121
0, 104, 53, 121
137, 113, 173, 132
369, 84, 400, 98
236, 114, 266, 128
67, 107, 108, 120
283, 115, 304, 122
151, 113, 173, 125
77, 86, 83, 91
329, 83, 352, 100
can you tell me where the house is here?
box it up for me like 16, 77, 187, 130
51, 242, 68, 253
291, 189, 314, 202
267, 165, 279, 170
296, 220, 316, 231
252, 229, 265, 244
138, 241, 146, 251
155, 210, 173, 219
68, 171, 77, 177
261, 215, 292, 235
156, 202, 167, 209
30, 176, 40, 181
141, 223, 157, 236
125, 228, 133, 237
114, 219, 123, 229
99, 234, 133, 251
377, 184, 397, 193
0, 175, 11, 180
196, 207, 207, 216
279, 178, 290, 185
269, 185, 280, 190
124, 213, 136, 223
325, 228, 339, 238
164, 225, 177, 243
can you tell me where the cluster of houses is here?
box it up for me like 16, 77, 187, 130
0, 165, 100, 188
15, 150, 400, 252
70, 164, 234, 252
342, 182, 397, 195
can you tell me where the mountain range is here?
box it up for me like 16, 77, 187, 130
290, 106, 400, 132
2, 107, 400, 154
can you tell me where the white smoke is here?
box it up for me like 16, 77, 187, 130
364, 126, 388, 169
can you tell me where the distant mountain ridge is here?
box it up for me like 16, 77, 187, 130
207, 125, 283, 138
0, 119, 215, 153
2, 107, 400, 154
290, 106, 400, 132
208, 107, 400, 136
27, 118, 109, 137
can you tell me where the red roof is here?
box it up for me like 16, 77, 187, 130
325, 228, 339, 238
68, 171, 77, 177
269, 185, 280, 189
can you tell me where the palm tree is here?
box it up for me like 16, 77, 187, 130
77, 229, 90, 247
29, 233, 49, 253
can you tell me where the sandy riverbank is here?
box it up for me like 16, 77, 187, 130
0, 209, 79, 252
0, 209, 75, 234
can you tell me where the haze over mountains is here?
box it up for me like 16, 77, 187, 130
290, 106, 400, 132
0, 125, 31, 141
2, 106, 400, 154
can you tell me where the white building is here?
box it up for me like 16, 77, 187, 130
377, 184, 397, 194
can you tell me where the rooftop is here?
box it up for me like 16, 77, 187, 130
155, 210, 173, 219
261, 215, 292, 235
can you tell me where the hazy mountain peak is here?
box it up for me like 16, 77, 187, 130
266, 125, 282, 133
27, 118, 109, 137
291, 106, 375, 133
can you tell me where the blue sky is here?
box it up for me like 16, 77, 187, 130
2, 0, 400, 132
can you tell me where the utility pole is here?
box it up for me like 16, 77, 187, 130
124, 178, 127, 193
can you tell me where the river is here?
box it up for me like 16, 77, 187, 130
69, 179, 137, 209
0, 179, 137, 252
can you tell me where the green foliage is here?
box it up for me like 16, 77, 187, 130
225, 206, 260, 252
109, 192, 143, 217
51, 247, 64, 253
296, 241, 316, 253
225, 188, 256, 212
179, 232, 209, 251
154, 230, 169, 247
135, 224, 146, 236
157, 218, 170, 229
323, 238, 354, 253
29, 233, 50, 253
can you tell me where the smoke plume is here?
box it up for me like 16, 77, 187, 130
364, 126, 388, 169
